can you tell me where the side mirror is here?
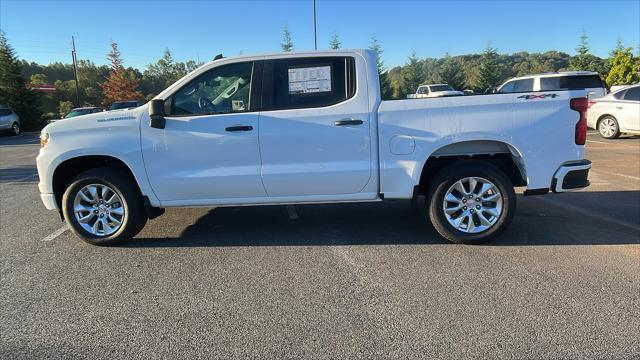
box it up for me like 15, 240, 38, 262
149, 99, 166, 129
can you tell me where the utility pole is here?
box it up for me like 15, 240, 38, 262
313, 0, 317, 50
71, 36, 80, 106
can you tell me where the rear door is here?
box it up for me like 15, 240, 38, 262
258, 56, 372, 197
620, 86, 640, 131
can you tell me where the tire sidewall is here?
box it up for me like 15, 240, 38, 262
428, 162, 516, 244
12, 123, 20, 135
62, 169, 141, 245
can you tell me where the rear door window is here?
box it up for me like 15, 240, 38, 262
623, 87, 640, 101
262, 56, 356, 111
0, 109, 11, 116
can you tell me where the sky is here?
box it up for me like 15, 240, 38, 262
1, 0, 639, 70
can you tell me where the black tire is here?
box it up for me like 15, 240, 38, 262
426, 160, 516, 244
11, 122, 20, 136
598, 116, 620, 139
62, 167, 147, 246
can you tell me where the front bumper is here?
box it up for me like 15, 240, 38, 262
551, 160, 591, 193
40, 193, 58, 210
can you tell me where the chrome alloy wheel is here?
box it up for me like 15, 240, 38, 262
442, 177, 503, 234
73, 184, 125, 236
599, 118, 617, 138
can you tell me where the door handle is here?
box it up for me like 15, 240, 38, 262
334, 119, 363, 126
615, 106, 623, 109
225, 125, 253, 132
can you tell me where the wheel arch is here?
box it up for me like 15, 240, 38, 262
52, 155, 143, 212
596, 113, 616, 128
415, 140, 527, 195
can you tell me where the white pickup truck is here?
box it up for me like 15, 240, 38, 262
37, 49, 591, 246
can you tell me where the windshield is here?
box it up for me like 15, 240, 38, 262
430, 85, 455, 92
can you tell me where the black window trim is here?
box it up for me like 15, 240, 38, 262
165, 60, 259, 117
260, 56, 357, 112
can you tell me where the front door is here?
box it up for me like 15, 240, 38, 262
141, 61, 266, 202
258, 56, 372, 197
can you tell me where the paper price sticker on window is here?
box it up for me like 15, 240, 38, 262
288, 66, 332, 94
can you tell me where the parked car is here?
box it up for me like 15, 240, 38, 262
49, 107, 103, 123
498, 71, 608, 98
408, 84, 464, 98
37, 49, 591, 246
0, 107, 20, 135
587, 84, 640, 138
109, 101, 141, 110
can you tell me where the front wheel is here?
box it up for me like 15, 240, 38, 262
62, 168, 147, 246
11, 122, 20, 136
427, 160, 516, 244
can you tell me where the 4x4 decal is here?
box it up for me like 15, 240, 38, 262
517, 93, 558, 100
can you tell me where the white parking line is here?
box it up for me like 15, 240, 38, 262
1, 173, 38, 184
287, 205, 299, 220
586, 140, 611, 145
40, 226, 68, 242
591, 168, 640, 181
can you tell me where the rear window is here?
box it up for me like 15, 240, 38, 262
540, 75, 604, 90
430, 85, 454, 92
0, 109, 12, 116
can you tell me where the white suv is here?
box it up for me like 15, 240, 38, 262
498, 71, 608, 99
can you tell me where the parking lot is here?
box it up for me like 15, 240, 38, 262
1, 131, 638, 358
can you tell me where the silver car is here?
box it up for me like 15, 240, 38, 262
587, 85, 640, 139
0, 107, 20, 135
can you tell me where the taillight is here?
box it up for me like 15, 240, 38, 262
588, 99, 597, 109
570, 97, 588, 145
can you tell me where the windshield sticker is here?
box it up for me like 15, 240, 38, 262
288, 66, 332, 94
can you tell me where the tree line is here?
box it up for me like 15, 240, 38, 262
1, 28, 638, 131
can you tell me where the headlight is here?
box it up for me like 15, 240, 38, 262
40, 132, 49, 148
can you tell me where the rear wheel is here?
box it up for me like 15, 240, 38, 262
11, 122, 20, 136
598, 116, 620, 139
427, 160, 516, 244
62, 168, 146, 246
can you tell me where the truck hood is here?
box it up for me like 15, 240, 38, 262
42, 107, 144, 134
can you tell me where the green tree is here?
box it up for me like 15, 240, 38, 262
0, 31, 43, 129
281, 24, 294, 52
29, 73, 48, 85
58, 100, 73, 117
369, 35, 392, 99
437, 53, 466, 90
568, 32, 606, 73
606, 45, 640, 86
400, 51, 424, 97
329, 33, 341, 50
473, 44, 501, 92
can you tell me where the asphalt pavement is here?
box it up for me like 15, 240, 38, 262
1, 131, 638, 359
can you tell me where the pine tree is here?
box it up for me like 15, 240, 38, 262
281, 25, 294, 52
473, 44, 500, 92
369, 35, 391, 99
99, 41, 143, 107
400, 51, 424, 96
568, 31, 605, 73
437, 53, 466, 90
329, 33, 341, 50
0, 31, 42, 129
